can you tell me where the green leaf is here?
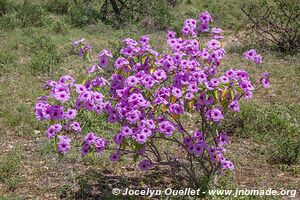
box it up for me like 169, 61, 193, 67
213, 90, 220, 100
230, 90, 235, 100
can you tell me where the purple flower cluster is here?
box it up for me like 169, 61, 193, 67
243, 49, 262, 65
35, 11, 270, 177
34, 73, 109, 154
198, 11, 213, 33
57, 136, 71, 154
81, 132, 108, 156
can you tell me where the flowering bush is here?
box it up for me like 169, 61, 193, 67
35, 11, 270, 188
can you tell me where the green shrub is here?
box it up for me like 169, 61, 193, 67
0, 13, 20, 30
0, 50, 16, 74
0, 149, 23, 184
99, 0, 176, 30
223, 103, 300, 165
0, 0, 14, 16
150, 0, 174, 30
224, 103, 299, 139
67, 2, 99, 28
16, 1, 47, 27
50, 18, 69, 34
45, 0, 70, 14
28, 35, 63, 74
268, 136, 300, 165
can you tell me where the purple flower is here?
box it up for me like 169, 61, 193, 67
79, 91, 92, 102
211, 28, 223, 39
126, 76, 139, 87
188, 82, 198, 93
109, 152, 120, 162
121, 126, 133, 137
229, 100, 240, 112
113, 133, 124, 145
226, 161, 234, 170
199, 11, 213, 24
84, 132, 97, 145
216, 133, 229, 146
153, 69, 167, 81
193, 130, 204, 142
79, 44, 92, 57
187, 145, 194, 154
185, 92, 194, 100
138, 159, 152, 171
98, 49, 113, 58
123, 38, 138, 46
140, 128, 152, 137
207, 39, 220, 50
140, 35, 150, 45
45, 124, 62, 139
74, 84, 86, 94
209, 108, 224, 122
114, 57, 129, 69
126, 110, 141, 124
169, 103, 184, 115
158, 120, 175, 136
49, 105, 64, 120
57, 136, 71, 154
99, 56, 109, 67
64, 109, 76, 120
59, 75, 75, 86
199, 23, 209, 32
193, 143, 204, 155
72, 38, 85, 47
209, 78, 220, 87
220, 75, 229, 83
183, 137, 193, 145
95, 137, 106, 153
261, 78, 270, 88
243, 49, 262, 65
166, 30, 176, 39
172, 87, 183, 98
65, 121, 81, 133
81, 144, 90, 156
54, 91, 70, 103
146, 119, 155, 129
135, 133, 147, 144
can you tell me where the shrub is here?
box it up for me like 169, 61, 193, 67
149, 0, 174, 30
268, 136, 300, 165
223, 103, 300, 165
0, 13, 20, 30
28, 35, 63, 74
50, 18, 69, 34
0, 50, 16, 74
0, 0, 14, 16
34, 12, 270, 190
45, 0, 70, 14
240, 0, 300, 54
0, 148, 23, 189
67, 1, 99, 28
100, 0, 176, 30
224, 104, 299, 139
16, 1, 47, 27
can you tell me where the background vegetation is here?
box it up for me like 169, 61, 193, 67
0, 0, 299, 199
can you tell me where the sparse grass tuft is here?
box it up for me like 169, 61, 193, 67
0, 148, 23, 191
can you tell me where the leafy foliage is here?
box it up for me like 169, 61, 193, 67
16, 1, 47, 27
